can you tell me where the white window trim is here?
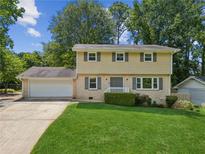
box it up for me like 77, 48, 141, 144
88, 77, 98, 90
136, 77, 159, 90
144, 53, 153, 62
87, 52, 97, 62
115, 52, 125, 62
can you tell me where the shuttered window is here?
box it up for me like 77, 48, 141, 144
85, 77, 102, 90
144, 53, 153, 62
88, 52, 96, 61
135, 77, 161, 90
89, 77, 97, 89
141, 53, 157, 62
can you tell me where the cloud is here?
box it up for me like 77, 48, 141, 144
27, 28, 41, 37
17, 0, 41, 26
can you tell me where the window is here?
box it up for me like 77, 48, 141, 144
116, 53, 125, 61
88, 52, 96, 61
153, 78, 158, 89
136, 78, 141, 89
144, 53, 153, 62
89, 77, 97, 89
136, 77, 159, 90
143, 78, 152, 89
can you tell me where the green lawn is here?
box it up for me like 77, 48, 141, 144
32, 103, 205, 154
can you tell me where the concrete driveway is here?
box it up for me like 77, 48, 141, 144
0, 101, 70, 154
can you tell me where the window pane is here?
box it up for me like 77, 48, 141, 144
89, 78, 96, 88
143, 78, 152, 89
153, 78, 158, 89
145, 54, 152, 61
137, 78, 141, 88
89, 53, 96, 61
116, 53, 124, 61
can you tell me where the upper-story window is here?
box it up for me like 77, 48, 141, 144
88, 52, 97, 61
116, 52, 125, 62
144, 53, 153, 62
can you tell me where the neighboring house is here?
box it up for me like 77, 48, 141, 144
173, 76, 205, 105
18, 44, 180, 103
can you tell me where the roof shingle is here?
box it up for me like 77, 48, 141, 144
18, 67, 76, 78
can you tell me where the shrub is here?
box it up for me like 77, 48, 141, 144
135, 94, 151, 106
104, 93, 135, 106
173, 100, 194, 110
166, 96, 178, 108
0, 89, 15, 93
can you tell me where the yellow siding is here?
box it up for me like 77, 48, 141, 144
77, 52, 172, 74
76, 74, 171, 103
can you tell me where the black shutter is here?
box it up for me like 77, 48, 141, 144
85, 77, 88, 89
97, 52, 101, 61
132, 77, 136, 90
153, 53, 157, 62
97, 77, 101, 89
159, 78, 163, 90
125, 53, 128, 62
84, 52, 88, 61
112, 52, 116, 62
140, 53, 144, 62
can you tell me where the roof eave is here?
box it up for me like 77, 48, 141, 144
173, 76, 205, 89
73, 47, 180, 53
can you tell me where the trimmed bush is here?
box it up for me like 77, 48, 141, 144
173, 100, 194, 110
166, 96, 178, 108
104, 93, 135, 106
135, 94, 152, 106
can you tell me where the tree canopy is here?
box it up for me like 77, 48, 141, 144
109, 1, 130, 44
0, 0, 24, 48
43, 0, 115, 68
128, 0, 205, 85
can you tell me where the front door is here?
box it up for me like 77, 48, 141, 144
110, 77, 123, 87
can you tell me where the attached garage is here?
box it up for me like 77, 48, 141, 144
18, 67, 76, 99
174, 76, 205, 105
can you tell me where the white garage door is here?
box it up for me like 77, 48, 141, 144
29, 79, 73, 97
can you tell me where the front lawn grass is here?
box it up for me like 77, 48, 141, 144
32, 103, 205, 154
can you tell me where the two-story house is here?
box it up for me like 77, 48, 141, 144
18, 44, 180, 103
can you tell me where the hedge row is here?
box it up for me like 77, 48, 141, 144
104, 92, 136, 106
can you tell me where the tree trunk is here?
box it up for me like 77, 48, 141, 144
202, 46, 205, 76
117, 26, 120, 44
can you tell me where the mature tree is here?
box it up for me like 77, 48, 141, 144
128, 0, 204, 85
18, 51, 44, 69
45, 0, 115, 67
43, 42, 75, 68
195, 4, 205, 75
109, 1, 130, 44
0, 0, 24, 86
0, 0, 24, 48
0, 49, 24, 93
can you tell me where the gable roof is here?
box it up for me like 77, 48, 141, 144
17, 67, 76, 79
173, 76, 205, 89
72, 44, 180, 54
